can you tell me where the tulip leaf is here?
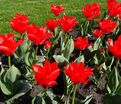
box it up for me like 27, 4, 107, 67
0, 79, 12, 95
25, 48, 35, 66
4, 65, 21, 84
106, 67, 121, 95
75, 95, 92, 104
93, 37, 102, 51
15, 35, 31, 58
32, 96, 46, 104
81, 95, 93, 104
63, 38, 74, 60
0, 68, 12, 95
1, 65, 21, 95
5, 80, 32, 103
54, 27, 58, 36
53, 55, 69, 64
74, 55, 85, 63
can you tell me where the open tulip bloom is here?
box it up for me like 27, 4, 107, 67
10, 14, 29, 34
32, 60, 60, 87
50, 4, 64, 16
1, 1, 121, 104
0, 33, 23, 55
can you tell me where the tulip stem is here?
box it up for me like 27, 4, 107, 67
116, 59, 120, 69
45, 87, 48, 92
8, 56, 11, 68
46, 48, 50, 59
72, 84, 77, 104
34, 45, 38, 62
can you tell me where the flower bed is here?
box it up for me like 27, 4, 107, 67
1, 0, 121, 104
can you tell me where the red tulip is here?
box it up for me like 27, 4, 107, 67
0, 33, 23, 55
74, 36, 90, 50
32, 60, 60, 87
10, 14, 29, 34
27, 24, 52, 45
108, 36, 121, 59
98, 19, 117, 34
107, 0, 116, 3
59, 16, 78, 32
93, 29, 103, 37
108, 1, 121, 17
44, 40, 52, 48
46, 18, 58, 30
50, 4, 64, 16
82, 3, 101, 20
65, 62, 93, 84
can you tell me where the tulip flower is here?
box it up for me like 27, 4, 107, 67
59, 16, 78, 32
0, 33, 24, 55
32, 60, 60, 87
65, 62, 93, 104
46, 18, 58, 30
82, 3, 101, 20
107, 0, 116, 3
44, 40, 52, 48
10, 14, 29, 34
27, 24, 53, 45
65, 62, 93, 84
108, 36, 121, 59
108, 1, 121, 17
74, 36, 90, 50
93, 29, 103, 37
50, 4, 64, 16
98, 19, 117, 34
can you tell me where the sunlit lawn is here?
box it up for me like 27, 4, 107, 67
0, 0, 120, 34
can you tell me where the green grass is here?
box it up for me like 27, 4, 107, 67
0, 0, 120, 34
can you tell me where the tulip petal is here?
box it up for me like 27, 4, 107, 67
0, 46, 12, 55
16, 39, 24, 47
44, 60, 51, 74
49, 70, 60, 81
48, 81, 57, 87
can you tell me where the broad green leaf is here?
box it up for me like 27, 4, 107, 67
75, 95, 92, 104
106, 67, 121, 94
25, 48, 35, 66
0, 80, 12, 95
53, 55, 69, 64
74, 55, 85, 63
63, 38, 74, 60
4, 65, 21, 84
93, 37, 102, 51
5, 80, 32, 103
81, 95, 92, 104
32, 96, 46, 104
15, 35, 31, 58
45, 91, 58, 104
0, 68, 12, 95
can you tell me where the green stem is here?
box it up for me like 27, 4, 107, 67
79, 51, 82, 56
46, 48, 50, 59
44, 87, 48, 94
116, 59, 120, 69
72, 84, 77, 104
8, 56, 11, 68
34, 45, 38, 62
45, 87, 48, 92
52, 31, 63, 48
